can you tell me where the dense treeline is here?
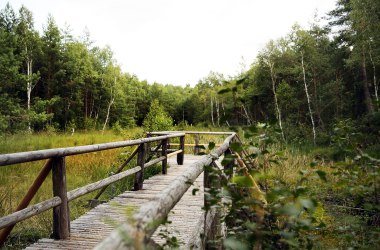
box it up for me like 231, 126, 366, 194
1, 1, 379, 144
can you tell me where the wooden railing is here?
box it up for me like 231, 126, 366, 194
0, 132, 186, 245
95, 132, 239, 249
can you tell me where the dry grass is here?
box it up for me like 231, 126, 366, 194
0, 128, 143, 248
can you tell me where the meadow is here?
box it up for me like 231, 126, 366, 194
0, 129, 147, 248
0, 127, 232, 248
0, 127, 378, 249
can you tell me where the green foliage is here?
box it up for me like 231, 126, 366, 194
142, 99, 173, 132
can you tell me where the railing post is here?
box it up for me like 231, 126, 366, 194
134, 144, 145, 190
177, 135, 185, 165
194, 133, 200, 155
52, 157, 70, 239
162, 139, 168, 174
146, 133, 152, 161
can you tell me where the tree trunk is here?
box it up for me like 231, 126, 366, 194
362, 47, 374, 114
301, 52, 317, 145
216, 97, 220, 127
102, 77, 116, 132
210, 96, 215, 126
269, 62, 285, 142
242, 104, 252, 125
26, 57, 33, 133
368, 47, 378, 110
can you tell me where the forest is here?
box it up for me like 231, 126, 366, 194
0, 0, 380, 249
0, 0, 379, 143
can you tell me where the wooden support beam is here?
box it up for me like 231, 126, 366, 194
52, 157, 70, 239
177, 136, 185, 165
0, 159, 53, 245
194, 134, 200, 155
162, 139, 168, 174
93, 147, 139, 200
134, 144, 145, 190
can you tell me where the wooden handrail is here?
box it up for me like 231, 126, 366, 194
94, 133, 236, 249
0, 131, 236, 247
148, 131, 234, 136
0, 133, 185, 166
0, 197, 62, 229
0, 132, 186, 245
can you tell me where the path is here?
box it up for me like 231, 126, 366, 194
25, 155, 204, 249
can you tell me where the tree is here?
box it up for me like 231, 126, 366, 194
143, 99, 173, 132
259, 40, 286, 142
16, 5, 41, 132
291, 26, 318, 145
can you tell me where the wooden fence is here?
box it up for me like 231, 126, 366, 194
0, 132, 186, 245
0, 131, 253, 248
95, 132, 239, 249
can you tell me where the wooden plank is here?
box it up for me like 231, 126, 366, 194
24, 152, 230, 250
167, 149, 182, 158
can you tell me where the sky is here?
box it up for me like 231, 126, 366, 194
2, 0, 337, 86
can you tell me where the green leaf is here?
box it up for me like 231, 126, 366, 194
218, 88, 231, 94
282, 203, 301, 216
316, 170, 327, 182
230, 142, 242, 152
192, 188, 199, 195
236, 77, 246, 85
310, 161, 317, 168
208, 142, 215, 150
299, 198, 316, 211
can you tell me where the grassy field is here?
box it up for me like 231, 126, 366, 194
0, 128, 147, 248
1, 127, 378, 249
0, 127, 232, 248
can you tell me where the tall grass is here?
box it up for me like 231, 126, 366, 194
0, 127, 231, 248
0, 128, 144, 248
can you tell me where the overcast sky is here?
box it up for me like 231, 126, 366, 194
2, 0, 337, 86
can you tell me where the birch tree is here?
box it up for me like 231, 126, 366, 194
260, 40, 286, 142
17, 6, 40, 132
292, 27, 317, 145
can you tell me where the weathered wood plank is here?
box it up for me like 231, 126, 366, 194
95, 134, 235, 249
67, 166, 141, 201
0, 133, 185, 166
52, 157, 70, 240
0, 197, 61, 229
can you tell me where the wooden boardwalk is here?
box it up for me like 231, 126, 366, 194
25, 155, 204, 249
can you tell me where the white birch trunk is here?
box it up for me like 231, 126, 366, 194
301, 52, 316, 145
216, 97, 220, 127
26, 56, 33, 133
210, 96, 215, 126
102, 77, 116, 132
368, 48, 379, 109
242, 104, 252, 125
269, 62, 285, 142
